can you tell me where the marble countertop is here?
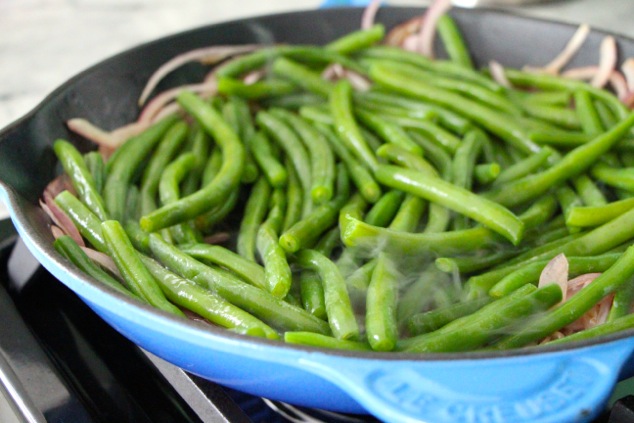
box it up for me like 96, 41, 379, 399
0, 0, 632, 216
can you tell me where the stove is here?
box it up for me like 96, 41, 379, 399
0, 217, 631, 423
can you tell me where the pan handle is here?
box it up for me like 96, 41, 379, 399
296, 338, 634, 423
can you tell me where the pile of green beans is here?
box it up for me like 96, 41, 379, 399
48, 14, 634, 353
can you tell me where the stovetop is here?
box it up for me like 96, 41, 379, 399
2, 219, 634, 423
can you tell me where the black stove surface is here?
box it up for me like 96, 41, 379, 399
0, 218, 631, 423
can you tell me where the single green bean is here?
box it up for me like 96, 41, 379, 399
217, 76, 296, 99
237, 178, 271, 261
365, 253, 399, 351
284, 332, 372, 351
356, 109, 422, 155
363, 190, 404, 227
83, 151, 106, 194
315, 122, 381, 203
55, 191, 107, 252
140, 92, 244, 232
325, 24, 385, 54
295, 249, 359, 340
375, 165, 524, 245
591, 163, 634, 191
248, 131, 288, 188
566, 197, 634, 228
54, 140, 108, 220
272, 57, 333, 97
474, 163, 501, 185
330, 79, 379, 171
101, 220, 183, 316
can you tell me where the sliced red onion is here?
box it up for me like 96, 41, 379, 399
622, 58, 634, 91
81, 246, 122, 278
203, 232, 231, 245
44, 174, 74, 199
385, 15, 423, 47
67, 118, 148, 150
488, 60, 511, 88
50, 225, 65, 240
414, 0, 452, 58
609, 70, 629, 101
137, 81, 216, 125
540, 24, 591, 75
242, 69, 267, 85
40, 198, 85, 246
565, 272, 601, 300
538, 253, 569, 301
138, 45, 258, 106
361, 0, 381, 30
591, 36, 617, 88
321, 63, 345, 80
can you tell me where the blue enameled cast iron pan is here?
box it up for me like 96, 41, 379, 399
2, 7, 634, 423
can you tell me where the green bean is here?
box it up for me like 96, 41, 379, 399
248, 131, 287, 188
358, 90, 472, 135
366, 253, 399, 351
257, 189, 292, 298
83, 151, 106, 194
315, 122, 381, 203
194, 184, 240, 232
256, 110, 312, 215
402, 284, 562, 353
217, 76, 296, 99
591, 163, 634, 191
360, 46, 502, 93
356, 109, 422, 155
272, 57, 333, 97
546, 313, 634, 346
284, 332, 372, 351
504, 68, 629, 121
179, 243, 266, 290
491, 146, 554, 187
517, 194, 559, 230
325, 24, 384, 54
436, 14, 473, 68
520, 102, 581, 130
489, 253, 622, 298
201, 147, 223, 187
55, 191, 107, 252
556, 184, 582, 227
101, 220, 183, 316
181, 126, 212, 195
140, 92, 244, 232
280, 157, 303, 232
54, 235, 139, 300
341, 216, 499, 256
452, 128, 485, 190
390, 117, 462, 154
485, 111, 634, 207
364, 190, 404, 227
389, 194, 426, 233
295, 249, 358, 340
572, 174, 607, 207
608, 277, 634, 322
237, 178, 271, 262
279, 164, 349, 253
566, 197, 634, 228
435, 249, 520, 275
474, 163, 501, 185
53, 139, 109, 220
369, 62, 540, 154
574, 89, 604, 136
136, 121, 190, 216
226, 97, 260, 183
330, 79, 379, 171
407, 296, 493, 336
148, 233, 330, 333
158, 152, 196, 205
397, 265, 451, 325
272, 109, 336, 204
494, 245, 634, 349
375, 165, 524, 244
103, 115, 179, 221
